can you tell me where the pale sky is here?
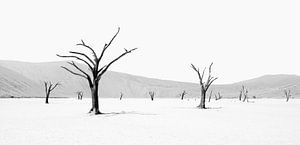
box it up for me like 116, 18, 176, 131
0, 0, 299, 84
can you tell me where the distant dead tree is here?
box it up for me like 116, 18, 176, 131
57, 27, 137, 115
191, 63, 218, 109
208, 90, 213, 102
241, 85, 249, 102
119, 92, 124, 100
215, 92, 222, 100
76, 91, 83, 100
180, 90, 187, 100
44, 81, 60, 104
149, 91, 155, 101
283, 89, 292, 102
238, 89, 243, 101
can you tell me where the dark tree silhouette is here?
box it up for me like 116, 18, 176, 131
191, 63, 218, 109
284, 89, 292, 102
180, 90, 187, 100
44, 81, 60, 104
119, 92, 123, 100
149, 91, 155, 101
57, 27, 137, 115
76, 91, 83, 100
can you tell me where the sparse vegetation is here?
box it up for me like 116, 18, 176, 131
44, 81, 60, 104
191, 62, 218, 109
57, 27, 137, 115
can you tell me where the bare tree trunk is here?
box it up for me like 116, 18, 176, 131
89, 82, 101, 114
198, 89, 206, 109
243, 93, 248, 102
45, 92, 50, 104
238, 90, 242, 101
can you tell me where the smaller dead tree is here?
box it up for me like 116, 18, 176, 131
241, 85, 248, 102
76, 91, 83, 100
238, 90, 243, 101
284, 89, 292, 102
149, 91, 155, 101
120, 92, 124, 100
180, 90, 187, 100
215, 92, 222, 100
44, 81, 60, 104
208, 90, 213, 102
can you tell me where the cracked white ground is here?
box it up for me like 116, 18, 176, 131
0, 98, 299, 145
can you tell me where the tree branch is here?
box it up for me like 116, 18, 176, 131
67, 61, 90, 79
98, 48, 137, 79
69, 51, 96, 67
44, 81, 48, 93
56, 54, 93, 71
50, 82, 60, 91
60, 66, 87, 79
206, 77, 218, 89
98, 27, 121, 64
76, 40, 98, 59
191, 64, 203, 85
201, 67, 206, 81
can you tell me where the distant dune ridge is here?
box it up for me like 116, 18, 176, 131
0, 60, 299, 98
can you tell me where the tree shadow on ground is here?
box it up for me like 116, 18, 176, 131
100, 111, 158, 117
204, 107, 223, 109
174, 106, 223, 110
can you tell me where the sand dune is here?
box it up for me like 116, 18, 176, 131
0, 60, 299, 98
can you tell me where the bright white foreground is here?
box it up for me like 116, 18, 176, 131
0, 98, 300, 145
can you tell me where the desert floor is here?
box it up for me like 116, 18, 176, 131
0, 98, 299, 145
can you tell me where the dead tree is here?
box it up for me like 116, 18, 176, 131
44, 81, 60, 104
191, 63, 218, 109
180, 90, 187, 100
215, 92, 222, 100
241, 85, 248, 102
149, 91, 155, 101
119, 92, 123, 100
208, 90, 213, 102
57, 27, 137, 115
238, 90, 243, 101
284, 89, 292, 102
76, 91, 83, 100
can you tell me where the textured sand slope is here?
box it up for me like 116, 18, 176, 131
0, 60, 299, 98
